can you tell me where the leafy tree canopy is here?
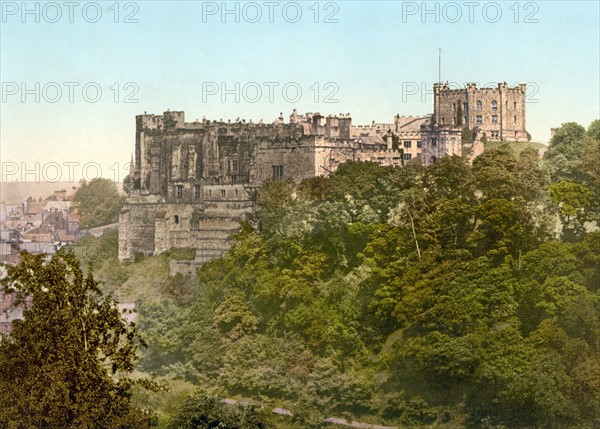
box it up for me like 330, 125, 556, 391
0, 250, 154, 428
72, 178, 125, 229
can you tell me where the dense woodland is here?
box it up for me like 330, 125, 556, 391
2, 120, 599, 428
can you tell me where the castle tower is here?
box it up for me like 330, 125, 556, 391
433, 82, 528, 142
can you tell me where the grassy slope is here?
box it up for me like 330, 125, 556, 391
69, 230, 197, 304
484, 140, 547, 155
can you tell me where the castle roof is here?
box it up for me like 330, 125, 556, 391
396, 116, 431, 132
355, 136, 385, 146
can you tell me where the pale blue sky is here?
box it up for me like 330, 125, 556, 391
1, 0, 599, 182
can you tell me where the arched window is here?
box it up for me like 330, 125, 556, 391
491, 100, 497, 110
476, 100, 482, 111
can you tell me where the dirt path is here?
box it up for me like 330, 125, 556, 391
223, 398, 397, 428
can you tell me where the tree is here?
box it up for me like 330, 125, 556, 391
548, 180, 591, 241
123, 174, 134, 196
167, 394, 273, 429
542, 122, 588, 183
472, 144, 519, 200
456, 102, 463, 127
0, 250, 153, 428
72, 178, 125, 229
461, 127, 473, 144
587, 119, 600, 141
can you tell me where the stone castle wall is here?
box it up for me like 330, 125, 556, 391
120, 83, 529, 263
119, 111, 404, 262
434, 82, 527, 141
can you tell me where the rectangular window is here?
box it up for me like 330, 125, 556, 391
176, 185, 183, 199
431, 138, 437, 148
377, 157, 385, 165
272, 165, 284, 179
194, 185, 200, 198
221, 189, 226, 197
514, 115, 517, 124
417, 141, 422, 148
228, 159, 238, 173
514, 102, 517, 109
403, 153, 412, 161
392, 157, 400, 166
403, 141, 412, 148
492, 115, 498, 123
476, 115, 482, 124
463, 102, 468, 112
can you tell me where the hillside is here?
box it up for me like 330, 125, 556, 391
66, 123, 600, 428
484, 140, 547, 155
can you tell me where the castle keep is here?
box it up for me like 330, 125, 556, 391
119, 82, 529, 262
421, 82, 528, 166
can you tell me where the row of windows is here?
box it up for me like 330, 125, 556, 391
476, 115, 518, 124
175, 185, 241, 199
474, 100, 517, 111
377, 154, 417, 164
403, 141, 423, 148
176, 185, 203, 199
455, 100, 518, 112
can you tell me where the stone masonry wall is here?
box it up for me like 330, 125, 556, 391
434, 82, 528, 141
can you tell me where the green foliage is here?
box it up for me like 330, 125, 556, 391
297, 176, 330, 201
0, 250, 154, 428
548, 180, 592, 240
456, 103, 463, 127
542, 122, 589, 183
123, 174, 133, 195
461, 127, 472, 144
166, 247, 196, 260
72, 178, 125, 229
484, 140, 546, 157
587, 119, 600, 140
473, 144, 519, 200
167, 394, 273, 429
70, 135, 600, 428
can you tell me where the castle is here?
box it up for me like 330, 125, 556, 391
118, 83, 528, 262
420, 82, 528, 166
